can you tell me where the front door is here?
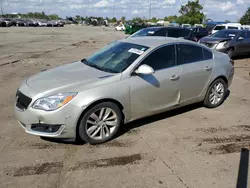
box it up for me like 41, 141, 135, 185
129, 44, 181, 119
235, 31, 250, 54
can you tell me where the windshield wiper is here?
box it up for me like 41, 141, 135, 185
82, 59, 117, 73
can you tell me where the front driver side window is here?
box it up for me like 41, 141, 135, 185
140, 45, 175, 71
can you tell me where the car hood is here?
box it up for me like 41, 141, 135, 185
200, 37, 232, 44
26, 61, 120, 93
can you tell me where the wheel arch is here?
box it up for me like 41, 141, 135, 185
212, 75, 228, 88
76, 98, 125, 138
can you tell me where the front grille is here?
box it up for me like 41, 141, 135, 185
16, 90, 32, 110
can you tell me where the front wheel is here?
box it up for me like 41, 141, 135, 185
204, 78, 227, 108
78, 102, 122, 145
227, 48, 234, 58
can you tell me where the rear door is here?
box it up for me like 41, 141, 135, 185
177, 44, 214, 103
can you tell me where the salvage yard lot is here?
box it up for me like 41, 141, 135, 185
0, 26, 250, 188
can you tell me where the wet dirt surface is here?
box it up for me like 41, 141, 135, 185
0, 26, 250, 188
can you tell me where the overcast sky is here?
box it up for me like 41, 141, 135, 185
1, 0, 249, 21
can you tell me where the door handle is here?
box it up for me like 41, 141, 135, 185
205, 66, 212, 71
170, 75, 180, 81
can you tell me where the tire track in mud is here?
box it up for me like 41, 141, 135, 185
193, 125, 250, 155
202, 135, 250, 144
195, 125, 250, 134
0, 47, 63, 67
70, 153, 142, 170
18, 139, 134, 150
4, 139, 139, 178
0, 39, 97, 67
4, 153, 144, 177
209, 142, 250, 155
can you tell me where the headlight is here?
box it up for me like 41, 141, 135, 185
216, 41, 227, 49
32, 92, 77, 111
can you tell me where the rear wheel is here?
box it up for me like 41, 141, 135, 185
204, 78, 227, 108
78, 102, 122, 145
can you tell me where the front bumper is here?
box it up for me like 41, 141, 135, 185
15, 105, 77, 138
14, 89, 83, 139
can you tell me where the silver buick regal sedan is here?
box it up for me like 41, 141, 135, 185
15, 37, 234, 144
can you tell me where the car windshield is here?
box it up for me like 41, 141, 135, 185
83, 42, 149, 73
211, 30, 239, 38
166, 29, 191, 37
130, 28, 160, 37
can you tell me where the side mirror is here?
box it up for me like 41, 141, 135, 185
238, 37, 244, 41
135, 64, 154, 75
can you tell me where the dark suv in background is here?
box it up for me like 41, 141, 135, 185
199, 29, 250, 58
129, 27, 198, 42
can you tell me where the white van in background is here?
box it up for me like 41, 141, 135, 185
211, 23, 241, 34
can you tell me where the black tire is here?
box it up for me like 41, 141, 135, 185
203, 78, 227, 108
78, 102, 122, 145
227, 48, 234, 59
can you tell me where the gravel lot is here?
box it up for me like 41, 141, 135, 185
0, 26, 250, 188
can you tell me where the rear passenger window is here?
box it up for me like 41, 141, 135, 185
177, 44, 204, 65
203, 48, 213, 60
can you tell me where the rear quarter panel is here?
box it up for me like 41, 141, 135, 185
209, 51, 232, 85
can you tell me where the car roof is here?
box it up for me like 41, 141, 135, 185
121, 36, 194, 48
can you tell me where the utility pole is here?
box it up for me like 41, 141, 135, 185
112, 2, 115, 18
149, 0, 151, 20
1, 2, 4, 17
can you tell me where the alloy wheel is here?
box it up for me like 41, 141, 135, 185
85, 108, 118, 140
209, 82, 225, 105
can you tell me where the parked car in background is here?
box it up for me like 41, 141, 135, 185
115, 23, 125, 31
14, 37, 234, 144
194, 24, 203, 28
0, 18, 5, 27
14, 19, 26, 26
199, 29, 250, 58
129, 27, 198, 42
58, 20, 65, 27
192, 27, 209, 41
38, 20, 48, 27
3, 18, 13, 27
168, 23, 180, 27
211, 23, 241, 34
182, 24, 191, 28
0, 18, 12, 27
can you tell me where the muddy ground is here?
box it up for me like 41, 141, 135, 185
0, 26, 250, 188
